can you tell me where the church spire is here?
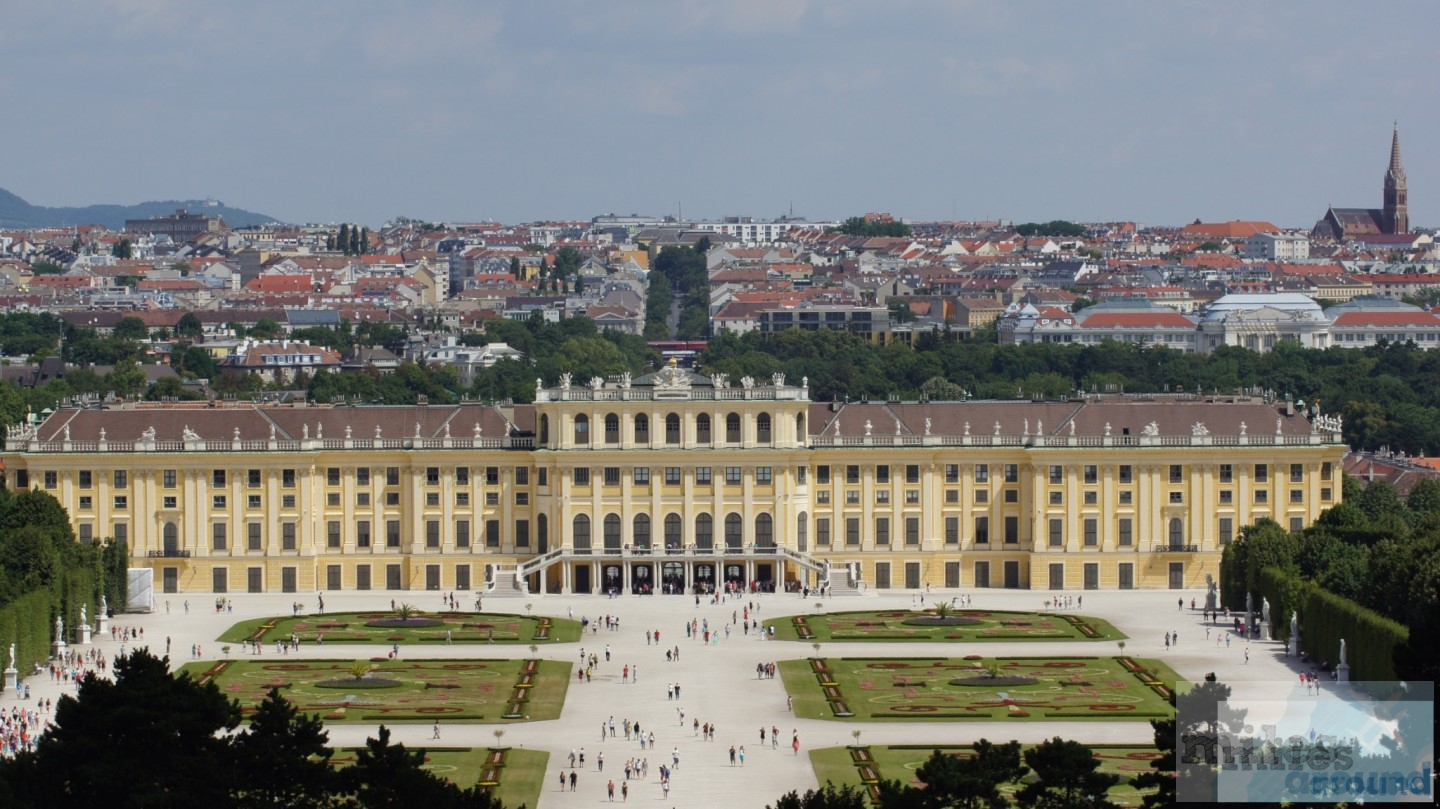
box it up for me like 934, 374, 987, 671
1389, 123, 1405, 179
1383, 123, 1408, 234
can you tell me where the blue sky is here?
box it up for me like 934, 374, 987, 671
0, 1, 1433, 228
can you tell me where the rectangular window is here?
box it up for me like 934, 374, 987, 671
426, 492, 440, 507
426, 520, 440, 548
1219, 517, 1233, 545
1321, 462, 1333, 481
1290, 489, 1304, 504
247, 523, 261, 551
357, 520, 371, 548
386, 467, 400, 486
1169, 465, 1183, 484
946, 490, 959, 504
725, 467, 742, 485
905, 517, 919, 545
906, 465, 920, 484
281, 522, 296, 551
326, 521, 341, 548
113, 495, 128, 510
875, 517, 890, 545
665, 467, 681, 485
114, 470, 128, 488
945, 464, 959, 483
633, 467, 650, 485
975, 516, 989, 544
1084, 518, 1097, 547
756, 467, 773, 485
356, 468, 370, 486
975, 489, 988, 504
1004, 464, 1018, 483
1219, 464, 1233, 483
817, 491, 831, 504
456, 520, 471, 548
1049, 518, 1063, 547
1290, 517, 1304, 532
163, 470, 177, 488
485, 467, 499, 486
1119, 518, 1132, 546
1049, 465, 1063, 484
1290, 463, 1304, 483
846, 490, 860, 504
282, 495, 296, 509
1004, 516, 1019, 544
356, 492, 370, 507
486, 520, 500, 548
113, 523, 127, 544
876, 490, 890, 504
386, 520, 400, 547
845, 518, 860, 545
695, 467, 712, 485
876, 465, 890, 484
846, 465, 860, 484
515, 519, 530, 548
212, 495, 226, 509
1321, 487, 1333, 501
1118, 465, 1132, 484
1169, 491, 1184, 504
78, 470, 93, 489
816, 517, 831, 546
457, 466, 470, 485
426, 467, 440, 486
573, 468, 590, 485
1118, 562, 1134, 590
214, 523, 227, 550
945, 517, 959, 544
905, 489, 919, 504
1255, 490, 1269, 504
975, 464, 989, 483
537, 469, 547, 486
1049, 491, 1063, 505
77, 496, 92, 510
1084, 465, 1098, 484
603, 467, 621, 486
282, 469, 296, 488
249, 469, 264, 488
1004, 490, 1018, 504
1083, 491, 1097, 505
327, 468, 340, 486
797, 467, 806, 484
515, 492, 529, 505
817, 465, 830, 484
163, 496, 177, 509
1254, 464, 1268, 483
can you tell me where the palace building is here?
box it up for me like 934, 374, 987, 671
1, 362, 1346, 596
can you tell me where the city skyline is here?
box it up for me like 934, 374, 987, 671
0, 1, 1434, 228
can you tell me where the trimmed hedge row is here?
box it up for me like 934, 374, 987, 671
0, 568, 98, 678
1259, 565, 1408, 681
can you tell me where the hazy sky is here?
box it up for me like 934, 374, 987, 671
1, 1, 1433, 229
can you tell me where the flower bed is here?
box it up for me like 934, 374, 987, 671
366, 618, 445, 629
317, 677, 399, 689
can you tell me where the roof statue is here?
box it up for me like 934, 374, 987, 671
99, 428, 107, 441
1240, 421, 1248, 436
141, 426, 156, 442
269, 424, 277, 440
1276, 417, 1284, 435
344, 425, 352, 439
712, 373, 729, 389
375, 424, 383, 439
588, 376, 603, 391
864, 420, 873, 436
474, 422, 482, 438
317, 423, 323, 439
655, 359, 693, 390
926, 417, 933, 436
1192, 422, 1209, 436
234, 427, 242, 440
740, 375, 755, 389
894, 418, 902, 436
1141, 421, 1159, 437
1023, 419, 1030, 436
302, 424, 309, 440
441, 422, 449, 438
994, 421, 1002, 436
619, 372, 632, 389
1036, 420, 1043, 435
1104, 422, 1112, 436
415, 422, 423, 438
64, 425, 71, 441
559, 372, 572, 390
772, 373, 785, 387
801, 376, 808, 389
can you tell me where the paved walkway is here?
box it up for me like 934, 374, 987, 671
7, 587, 1303, 808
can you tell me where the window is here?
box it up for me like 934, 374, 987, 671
756, 467, 772, 485
906, 465, 920, 484
1049, 465, 1063, 484
816, 517, 831, 546
1119, 518, 1132, 546
386, 467, 400, 486
724, 513, 742, 549
817, 491, 831, 504
757, 413, 772, 444
573, 515, 592, 549
78, 496, 92, 510
1004, 490, 1018, 503
1321, 487, 1333, 501
538, 469, 547, 486
215, 523, 229, 550
163, 470, 177, 488
817, 465, 830, 484
726, 413, 741, 443
633, 414, 649, 444
575, 414, 590, 444
695, 514, 712, 549
1254, 464, 1268, 483
946, 490, 959, 504
1169, 465, 1183, 484
1219, 464, 1233, 483
696, 413, 712, 444
426, 521, 440, 548
1255, 490, 1269, 504
664, 467, 681, 485
457, 466, 471, 485
1118, 465, 1132, 484
326, 468, 340, 486
1169, 491, 1184, 504
426, 467, 440, 486
632, 514, 651, 547
1321, 462, 1333, 481
1049, 491, 1063, 505
486, 467, 500, 486
664, 514, 681, 548
1049, 518, 1063, 547
113, 495, 128, 510
357, 521, 371, 548
846, 518, 860, 546
456, 492, 469, 506
1217, 489, 1232, 504
486, 520, 501, 548
515, 519, 530, 548
1118, 490, 1132, 505
356, 492, 370, 506
603, 414, 619, 444
974, 516, 989, 544
114, 470, 128, 488
1004, 516, 1019, 544
1168, 518, 1184, 549
356, 468, 370, 486
876, 490, 891, 504
212, 495, 226, 509
163, 496, 177, 509
456, 520, 470, 548
78, 470, 93, 489
665, 413, 681, 444
877, 466, 890, 484
945, 464, 959, 483
386, 520, 401, 547
875, 517, 890, 545
278, 494, 294, 509
1290, 489, 1304, 504
755, 513, 773, 547
695, 467, 712, 485
1290, 517, 1304, 532
725, 467, 742, 485
945, 517, 959, 544
1083, 465, 1097, 484
573, 468, 591, 485
327, 521, 340, 548
385, 492, 399, 507
281, 524, 296, 551
906, 490, 919, 504
247, 523, 262, 551
1004, 464, 1018, 483
975, 464, 989, 483
1290, 464, 1304, 483
847, 465, 860, 484
1083, 491, 1097, 505
603, 467, 622, 486
1219, 517, 1233, 545
1084, 519, 1097, 547
633, 467, 650, 485
975, 489, 988, 504
485, 492, 499, 506
905, 517, 919, 545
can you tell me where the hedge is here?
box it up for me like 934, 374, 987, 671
1301, 586, 1408, 682
1257, 566, 1310, 644
0, 590, 54, 677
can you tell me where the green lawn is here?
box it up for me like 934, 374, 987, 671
811, 744, 1160, 806
181, 657, 571, 723
331, 746, 546, 808
217, 611, 582, 645
767, 609, 1125, 643
780, 656, 1180, 721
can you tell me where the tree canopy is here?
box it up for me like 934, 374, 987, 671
833, 216, 913, 237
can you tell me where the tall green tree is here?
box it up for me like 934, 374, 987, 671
877, 741, 1028, 809
768, 782, 869, 809
1014, 737, 1120, 809
231, 688, 336, 809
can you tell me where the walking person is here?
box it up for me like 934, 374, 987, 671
432, 720, 440, 740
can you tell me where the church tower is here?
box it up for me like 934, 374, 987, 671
1383, 124, 1408, 234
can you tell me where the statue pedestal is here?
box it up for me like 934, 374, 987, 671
79, 624, 92, 645
1285, 640, 1293, 657
4, 667, 16, 695
1336, 663, 1350, 682
98, 614, 109, 635
52, 640, 66, 660
1263, 625, 1272, 641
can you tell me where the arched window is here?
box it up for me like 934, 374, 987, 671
163, 522, 179, 554
665, 413, 681, 444
664, 513, 682, 548
633, 514, 651, 548
604, 413, 620, 444
574, 414, 589, 445
757, 413, 772, 444
572, 514, 591, 550
537, 513, 549, 553
539, 414, 550, 445
604, 514, 622, 550
1168, 518, 1184, 550
725, 512, 743, 549
795, 413, 805, 443
726, 412, 742, 443
797, 511, 808, 552
634, 414, 649, 444
755, 513, 774, 548
695, 513, 713, 550
696, 413, 712, 444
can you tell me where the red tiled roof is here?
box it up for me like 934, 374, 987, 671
1081, 312, 1197, 328
1330, 312, 1440, 327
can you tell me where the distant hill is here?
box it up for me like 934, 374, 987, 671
0, 186, 279, 230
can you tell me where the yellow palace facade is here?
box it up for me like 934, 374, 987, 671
1, 363, 1346, 596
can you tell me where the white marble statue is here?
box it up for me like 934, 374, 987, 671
100, 595, 107, 616
1339, 638, 1347, 667
80, 605, 86, 627
8, 643, 13, 670
55, 616, 64, 644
